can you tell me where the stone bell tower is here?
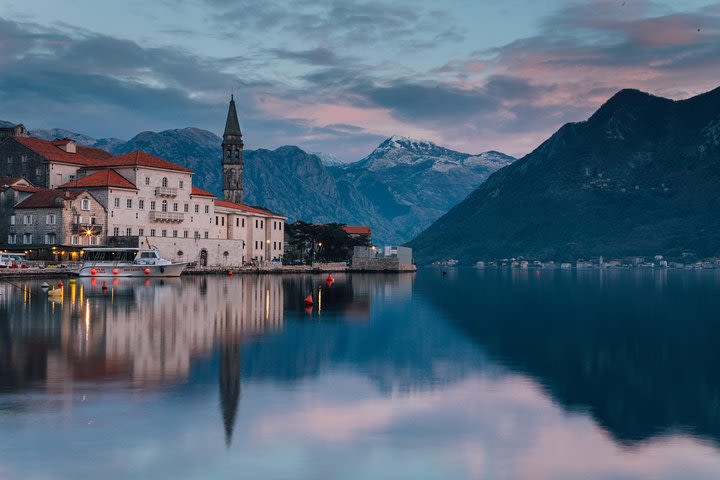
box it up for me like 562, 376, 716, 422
222, 94, 244, 204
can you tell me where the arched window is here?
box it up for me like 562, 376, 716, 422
226, 149, 231, 158
234, 150, 239, 159
161, 200, 168, 212
162, 177, 168, 187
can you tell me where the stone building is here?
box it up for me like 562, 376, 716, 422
0, 136, 113, 188
1, 176, 41, 246
10, 189, 106, 249
0, 96, 287, 266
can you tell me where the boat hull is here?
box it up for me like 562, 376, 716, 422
76, 263, 187, 277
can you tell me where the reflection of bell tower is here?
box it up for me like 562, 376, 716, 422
222, 94, 244, 204
219, 340, 241, 447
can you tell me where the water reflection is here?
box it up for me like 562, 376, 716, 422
1, 270, 720, 479
417, 268, 720, 447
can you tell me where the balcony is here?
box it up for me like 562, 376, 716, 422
71, 223, 103, 235
150, 211, 184, 222
154, 186, 178, 197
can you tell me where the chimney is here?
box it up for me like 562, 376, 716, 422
55, 139, 77, 153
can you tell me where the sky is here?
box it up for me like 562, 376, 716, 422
0, 0, 719, 161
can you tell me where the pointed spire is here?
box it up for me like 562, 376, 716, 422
224, 95, 242, 138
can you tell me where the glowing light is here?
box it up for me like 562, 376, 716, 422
84, 298, 90, 342
265, 289, 270, 320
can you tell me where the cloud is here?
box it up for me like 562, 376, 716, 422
2, 1, 720, 161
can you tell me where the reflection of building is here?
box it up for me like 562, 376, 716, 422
220, 339, 241, 446
0, 276, 284, 392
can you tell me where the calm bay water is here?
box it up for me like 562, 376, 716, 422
1, 269, 720, 479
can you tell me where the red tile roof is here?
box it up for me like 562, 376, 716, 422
191, 186, 216, 197
0, 176, 24, 186
343, 225, 371, 236
83, 151, 192, 172
77, 145, 113, 160
8, 185, 44, 193
214, 199, 284, 217
58, 169, 137, 190
12, 137, 109, 166
15, 189, 82, 209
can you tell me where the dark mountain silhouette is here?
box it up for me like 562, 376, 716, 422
409, 86, 720, 263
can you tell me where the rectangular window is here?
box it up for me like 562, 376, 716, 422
23, 215, 32, 225
36, 167, 42, 177
204, 231, 209, 239
46, 214, 56, 225
6, 155, 11, 165
90, 236, 98, 245
261, 220, 264, 228
221, 217, 225, 226
235, 218, 239, 227
184, 204, 189, 213
279, 222, 282, 231
7, 234, 16, 244
145, 177, 150, 185
183, 231, 188, 238
9, 215, 15, 226
150, 229, 156, 237
113, 197, 120, 208
139, 228, 144, 236
113, 227, 119, 236
23, 233, 32, 244
69, 174, 75, 182
126, 228, 132, 236
204, 205, 209, 214
75, 215, 82, 224
215, 216, 219, 225
71, 235, 78, 245
45, 233, 56, 244
21, 155, 27, 164
81, 198, 90, 210
150, 201, 156, 210
139, 199, 144, 209
161, 229, 167, 237
127, 199, 132, 208
194, 231, 200, 239
194, 204, 199, 213
173, 230, 178, 238
173, 203, 178, 212
179, 180, 184, 189
255, 219, 258, 228
242, 218, 245, 228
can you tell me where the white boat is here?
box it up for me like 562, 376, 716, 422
76, 248, 187, 277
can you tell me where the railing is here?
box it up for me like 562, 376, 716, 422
154, 187, 178, 197
149, 211, 184, 222
71, 223, 103, 235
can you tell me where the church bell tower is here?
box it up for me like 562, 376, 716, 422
222, 95, 244, 204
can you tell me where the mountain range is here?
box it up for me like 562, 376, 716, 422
7, 121, 514, 244
409, 86, 720, 264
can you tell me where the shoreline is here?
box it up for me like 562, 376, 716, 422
0, 263, 417, 278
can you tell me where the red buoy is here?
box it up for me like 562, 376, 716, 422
326, 274, 333, 282
101, 281, 108, 290
112, 268, 120, 275
90, 268, 97, 275
144, 268, 151, 275
228, 270, 233, 276
304, 293, 314, 305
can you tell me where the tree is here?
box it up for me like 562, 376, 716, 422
285, 222, 371, 264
